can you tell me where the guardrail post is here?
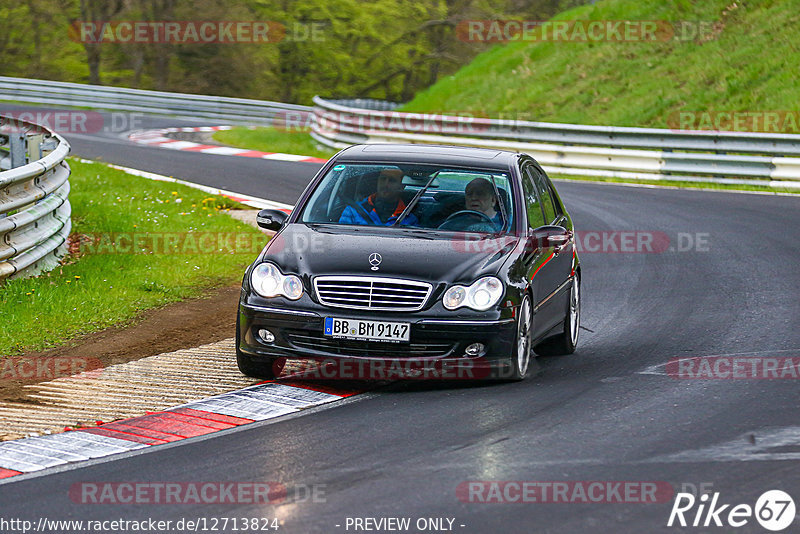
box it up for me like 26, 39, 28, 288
28, 134, 44, 205
9, 133, 27, 168
28, 133, 43, 162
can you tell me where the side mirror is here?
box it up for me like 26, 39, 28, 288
256, 209, 289, 231
527, 225, 572, 252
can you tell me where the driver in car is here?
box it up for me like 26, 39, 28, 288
465, 177, 505, 230
339, 168, 419, 226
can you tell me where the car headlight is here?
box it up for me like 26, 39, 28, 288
443, 276, 504, 311
251, 262, 303, 300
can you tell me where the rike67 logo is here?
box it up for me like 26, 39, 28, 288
668, 490, 795, 531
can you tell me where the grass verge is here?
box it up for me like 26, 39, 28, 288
213, 126, 336, 160
0, 158, 267, 356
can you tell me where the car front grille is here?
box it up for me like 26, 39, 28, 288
314, 276, 432, 311
285, 331, 456, 358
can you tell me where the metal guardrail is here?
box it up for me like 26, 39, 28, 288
0, 76, 312, 125
325, 99, 401, 112
3, 77, 798, 188
311, 97, 800, 188
0, 116, 71, 280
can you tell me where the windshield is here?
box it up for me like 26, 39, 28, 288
300, 163, 514, 234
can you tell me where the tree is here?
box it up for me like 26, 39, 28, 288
73, 0, 126, 85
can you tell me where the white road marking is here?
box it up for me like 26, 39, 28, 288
126, 125, 323, 162
638, 348, 800, 376
647, 426, 800, 463
199, 146, 249, 155
156, 140, 203, 150
262, 153, 312, 161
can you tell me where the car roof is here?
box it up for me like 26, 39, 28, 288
333, 144, 521, 170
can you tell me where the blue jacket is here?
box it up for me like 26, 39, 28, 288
491, 211, 507, 230
339, 194, 419, 226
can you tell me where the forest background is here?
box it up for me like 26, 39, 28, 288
0, 0, 587, 104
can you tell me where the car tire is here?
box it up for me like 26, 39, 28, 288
236, 350, 283, 379
534, 275, 580, 356
508, 294, 533, 381
235, 316, 284, 379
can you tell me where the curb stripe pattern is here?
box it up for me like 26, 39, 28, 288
0, 432, 146, 472
0, 380, 356, 477
0, 161, 353, 481
0, 335, 370, 480
0, 468, 22, 478
128, 126, 328, 164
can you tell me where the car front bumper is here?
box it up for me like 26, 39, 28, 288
237, 300, 519, 379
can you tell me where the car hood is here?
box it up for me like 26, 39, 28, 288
261, 224, 518, 284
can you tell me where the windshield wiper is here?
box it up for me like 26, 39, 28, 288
397, 228, 439, 239
392, 171, 440, 227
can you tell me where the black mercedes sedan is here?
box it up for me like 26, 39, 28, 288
236, 144, 580, 381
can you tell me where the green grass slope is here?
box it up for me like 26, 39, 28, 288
402, 0, 800, 131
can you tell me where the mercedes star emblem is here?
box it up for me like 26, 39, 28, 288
369, 253, 382, 271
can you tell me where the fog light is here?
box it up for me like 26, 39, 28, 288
258, 329, 275, 343
465, 343, 485, 356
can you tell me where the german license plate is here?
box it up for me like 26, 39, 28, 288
324, 317, 410, 343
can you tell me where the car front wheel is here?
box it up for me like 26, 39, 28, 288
508, 294, 533, 380
236, 351, 284, 380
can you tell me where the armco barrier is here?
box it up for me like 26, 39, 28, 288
311, 97, 800, 188
0, 116, 71, 280
0, 76, 311, 125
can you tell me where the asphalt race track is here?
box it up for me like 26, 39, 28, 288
1, 108, 799, 533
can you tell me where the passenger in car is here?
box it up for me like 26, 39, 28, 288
465, 177, 506, 229
339, 168, 419, 226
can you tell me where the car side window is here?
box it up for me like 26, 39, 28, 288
531, 166, 557, 223
541, 170, 565, 216
522, 165, 546, 229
